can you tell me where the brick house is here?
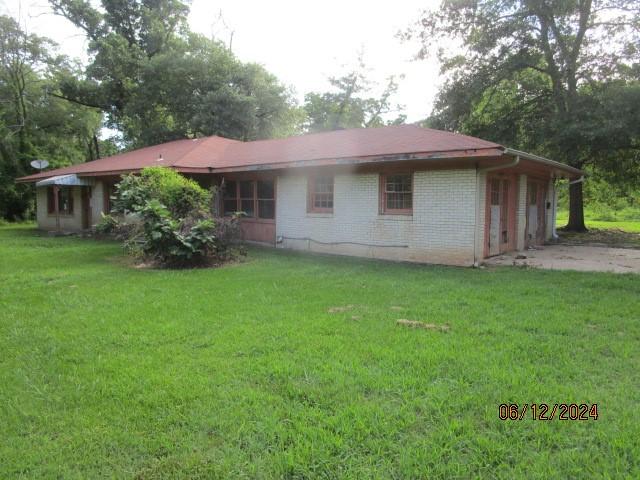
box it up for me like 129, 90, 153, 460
17, 125, 583, 266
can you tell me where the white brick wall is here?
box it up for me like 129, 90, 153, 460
276, 169, 479, 266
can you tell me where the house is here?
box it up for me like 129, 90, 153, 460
17, 125, 583, 266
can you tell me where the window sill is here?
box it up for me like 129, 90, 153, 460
306, 212, 334, 218
377, 214, 413, 221
47, 213, 75, 218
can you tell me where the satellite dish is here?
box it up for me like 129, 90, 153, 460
30, 159, 49, 170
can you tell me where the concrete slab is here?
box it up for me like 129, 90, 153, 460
485, 244, 640, 274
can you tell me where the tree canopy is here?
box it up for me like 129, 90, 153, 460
0, 15, 102, 220
50, 0, 302, 146
406, 0, 640, 231
303, 59, 405, 133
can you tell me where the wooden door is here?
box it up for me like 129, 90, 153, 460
526, 181, 547, 247
81, 187, 92, 230
486, 177, 513, 256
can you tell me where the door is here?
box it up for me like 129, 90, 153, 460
486, 177, 513, 256
526, 181, 546, 247
81, 187, 92, 230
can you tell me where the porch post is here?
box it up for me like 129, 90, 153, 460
53, 185, 60, 232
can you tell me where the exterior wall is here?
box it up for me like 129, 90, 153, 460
515, 174, 528, 251
36, 180, 107, 232
36, 185, 84, 231
91, 180, 106, 225
275, 169, 478, 266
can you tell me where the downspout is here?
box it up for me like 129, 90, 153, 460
473, 155, 520, 267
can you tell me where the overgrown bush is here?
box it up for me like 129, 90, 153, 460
111, 166, 210, 218
101, 167, 241, 268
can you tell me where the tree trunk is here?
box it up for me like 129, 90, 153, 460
566, 181, 587, 232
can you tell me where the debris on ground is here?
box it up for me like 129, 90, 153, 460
390, 306, 404, 311
396, 319, 450, 331
327, 305, 354, 313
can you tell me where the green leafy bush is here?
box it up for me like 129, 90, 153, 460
111, 166, 210, 218
104, 167, 240, 268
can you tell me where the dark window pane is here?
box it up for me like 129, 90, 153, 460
385, 174, 411, 193
257, 180, 274, 199
223, 199, 238, 216
311, 176, 333, 211
529, 183, 538, 204
223, 181, 237, 199
384, 174, 412, 211
258, 199, 275, 219
58, 188, 74, 214
47, 187, 55, 214
491, 179, 500, 205
241, 199, 254, 217
314, 176, 333, 194
239, 181, 254, 198
386, 192, 411, 210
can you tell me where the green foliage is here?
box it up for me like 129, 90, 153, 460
94, 212, 119, 235
2, 225, 640, 478
112, 167, 210, 218
0, 15, 102, 220
108, 167, 238, 267
303, 58, 405, 133
409, 0, 640, 230
50, 1, 302, 146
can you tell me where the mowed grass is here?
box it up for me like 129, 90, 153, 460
1, 225, 639, 479
556, 211, 640, 233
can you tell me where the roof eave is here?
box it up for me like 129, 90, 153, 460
207, 147, 505, 173
503, 148, 584, 178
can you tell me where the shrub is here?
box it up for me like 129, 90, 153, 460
111, 167, 211, 218
104, 167, 240, 268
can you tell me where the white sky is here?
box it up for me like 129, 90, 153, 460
1, 0, 442, 122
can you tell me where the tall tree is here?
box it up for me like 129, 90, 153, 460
406, 0, 640, 231
50, 0, 301, 146
304, 59, 405, 133
0, 15, 101, 220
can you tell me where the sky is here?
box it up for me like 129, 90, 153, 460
1, 0, 442, 122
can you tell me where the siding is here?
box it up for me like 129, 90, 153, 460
36, 181, 106, 232
276, 169, 478, 266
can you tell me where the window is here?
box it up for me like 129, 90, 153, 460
529, 182, 538, 205
381, 173, 412, 214
239, 181, 255, 217
308, 175, 334, 213
47, 187, 74, 215
104, 182, 118, 213
222, 179, 275, 220
257, 180, 275, 219
223, 180, 238, 216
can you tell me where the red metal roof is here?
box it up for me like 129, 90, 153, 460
17, 125, 578, 181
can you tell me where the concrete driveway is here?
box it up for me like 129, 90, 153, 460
485, 244, 640, 273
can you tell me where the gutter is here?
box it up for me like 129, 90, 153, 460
503, 148, 584, 177
473, 155, 521, 267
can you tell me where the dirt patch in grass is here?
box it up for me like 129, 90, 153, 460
396, 319, 450, 332
557, 228, 640, 249
327, 305, 354, 313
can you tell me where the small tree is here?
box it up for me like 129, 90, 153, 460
101, 167, 240, 267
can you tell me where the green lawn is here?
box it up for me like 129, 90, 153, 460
1, 225, 639, 479
556, 211, 640, 233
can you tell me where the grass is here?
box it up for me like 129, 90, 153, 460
556, 210, 640, 233
1, 225, 639, 479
